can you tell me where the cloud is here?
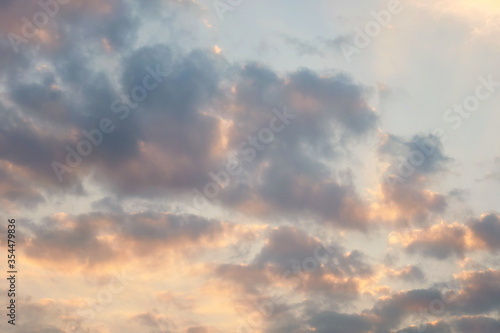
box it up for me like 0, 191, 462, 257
210, 65, 378, 228
389, 213, 500, 259
450, 269, 500, 315
470, 213, 500, 250
0, 0, 382, 232
0, 103, 84, 193
281, 36, 325, 57
215, 226, 373, 308
215, 264, 271, 295
454, 316, 500, 333
387, 265, 427, 282
2, 1, 498, 333
0, 161, 45, 210
186, 326, 209, 333
22, 211, 236, 270
2, 296, 78, 333
370, 288, 444, 330
376, 133, 451, 225
390, 222, 469, 259
306, 311, 372, 333
379, 134, 452, 178
130, 311, 171, 329
396, 321, 452, 333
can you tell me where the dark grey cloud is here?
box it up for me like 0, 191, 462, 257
306, 311, 372, 333
380, 134, 452, 178
9, 76, 67, 122
120, 212, 226, 245
470, 213, 500, 250
4, 42, 377, 230
370, 288, 444, 331
0, 103, 85, 195
449, 269, 500, 315
0, 165, 45, 209
0, 0, 381, 231
0, 0, 145, 201
454, 316, 500, 333
89, 46, 228, 196
0, 38, 32, 79
253, 226, 333, 269
262, 311, 308, 333
0, 0, 14, 8
24, 212, 119, 267
212, 65, 378, 229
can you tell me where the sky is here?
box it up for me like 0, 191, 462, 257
0, 0, 499, 332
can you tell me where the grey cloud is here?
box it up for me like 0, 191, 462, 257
405, 225, 468, 260
120, 212, 226, 244
186, 326, 208, 333
253, 226, 332, 269
0, 165, 45, 209
380, 133, 452, 182
470, 213, 500, 250
449, 269, 500, 315
454, 316, 500, 333
379, 133, 451, 225
388, 265, 427, 283
282, 36, 325, 57
215, 264, 271, 294
254, 226, 372, 279
91, 196, 125, 213
306, 311, 372, 333
370, 288, 444, 331
396, 321, 452, 333
215, 66, 376, 228
22, 211, 230, 269
0, 0, 381, 230
216, 226, 372, 301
